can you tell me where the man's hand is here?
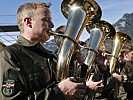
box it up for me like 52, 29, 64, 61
112, 73, 124, 83
86, 74, 104, 92
58, 77, 86, 99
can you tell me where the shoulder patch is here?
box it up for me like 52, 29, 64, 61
2, 79, 15, 96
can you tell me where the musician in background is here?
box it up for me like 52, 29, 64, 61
119, 42, 133, 100
54, 25, 65, 48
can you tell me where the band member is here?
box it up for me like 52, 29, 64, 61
0, 2, 104, 100
119, 42, 133, 100
0, 2, 87, 100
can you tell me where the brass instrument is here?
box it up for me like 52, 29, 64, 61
84, 20, 116, 80
76, 20, 115, 100
109, 32, 131, 74
108, 32, 131, 99
56, 0, 102, 81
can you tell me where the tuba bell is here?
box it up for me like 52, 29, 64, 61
56, 0, 102, 81
109, 32, 131, 74
83, 20, 116, 80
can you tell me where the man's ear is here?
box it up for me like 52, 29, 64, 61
124, 52, 128, 58
24, 17, 32, 28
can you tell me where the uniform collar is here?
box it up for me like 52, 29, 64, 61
16, 35, 38, 47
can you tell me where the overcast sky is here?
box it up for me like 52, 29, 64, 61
0, 0, 133, 44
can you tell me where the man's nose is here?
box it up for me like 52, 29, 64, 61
49, 21, 54, 28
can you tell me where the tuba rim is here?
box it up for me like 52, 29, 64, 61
115, 32, 131, 44
61, 0, 102, 22
86, 20, 116, 38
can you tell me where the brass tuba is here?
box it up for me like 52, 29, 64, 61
83, 20, 116, 80
109, 32, 131, 74
56, 0, 102, 81
108, 32, 131, 99
74, 20, 115, 100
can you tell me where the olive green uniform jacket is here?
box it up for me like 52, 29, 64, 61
120, 61, 133, 100
0, 36, 65, 100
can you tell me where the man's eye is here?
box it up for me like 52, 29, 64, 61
43, 19, 47, 22
42, 18, 48, 22
45, 19, 51, 23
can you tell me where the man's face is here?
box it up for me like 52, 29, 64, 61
124, 51, 133, 62
32, 7, 54, 42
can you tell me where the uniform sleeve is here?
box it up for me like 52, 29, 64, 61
0, 50, 26, 100
102, 70, 116, 91
36, 86, 65, 100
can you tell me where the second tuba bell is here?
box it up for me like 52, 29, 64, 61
83, 20, 116, 80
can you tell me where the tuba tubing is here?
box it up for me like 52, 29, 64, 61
56, 0, 102, 81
